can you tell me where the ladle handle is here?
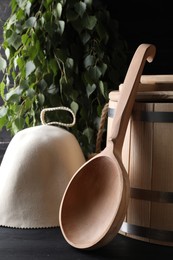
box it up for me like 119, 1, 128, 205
109, 43, 156, 153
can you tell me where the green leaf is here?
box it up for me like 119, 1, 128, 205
80, 31, 91, 44
5, 48, 10, 59
26, 88, 35, 98
0, 107, 7, 118
39, 79, 48, 91
25, 115, 30, 126
23, 97, 32, 110
86, 84, 96, 98
4, 29, 12, 40
5, 14, 17, 30
84, 55, 95, 68
25, 1, 31, 16
16, 57, 25, 70
16, 0, 28, 10
7, 31, 21, 50
21, 33, 30, 45
57, 20, 65, 35
0, 56, 7, 72
83, 15, 97, 30
18, 80, 28, 91
96, 22, 108, 41
83, 127, 94, 144
74, 2, 86, 17
5, 87, 22, 102
57, 3, 62, 18
43, 0, 53, 8
28, 45, 39, 60
0, 82, 6, 99
16, 9, 25, 21
70, 101, 79, 115
12, 117, 25, 134
49, 59, 58, 76
99, 63, 107, 76
47, 84, 57, 94
0, 115, 7, 129
84, 0, 92, 5
66, 58, 74, 69
38, 93, 45, 105
5, 75, 10, 87
88, 66, 102, 82
99, 80, 106, 98
26, 60, 36, 77
24, 17, 37, 29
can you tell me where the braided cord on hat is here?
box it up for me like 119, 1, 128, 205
40, 106, 76, 127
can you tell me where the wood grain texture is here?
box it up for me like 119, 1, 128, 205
108, 77, 173, 246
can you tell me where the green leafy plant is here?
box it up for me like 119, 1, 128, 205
0, 0, 128, 157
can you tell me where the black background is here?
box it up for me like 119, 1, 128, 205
100, 0, 173, 75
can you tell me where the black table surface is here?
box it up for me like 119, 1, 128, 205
0, 227, 172, 259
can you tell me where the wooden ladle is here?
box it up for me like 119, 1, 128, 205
59, 43, 156, 250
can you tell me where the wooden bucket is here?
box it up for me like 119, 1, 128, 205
107, 75, 173, 246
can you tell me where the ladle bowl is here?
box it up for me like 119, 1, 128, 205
59, 43, 156, 249
60, 144, 129, 249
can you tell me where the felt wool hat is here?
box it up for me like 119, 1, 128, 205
0, 125, 86, 229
